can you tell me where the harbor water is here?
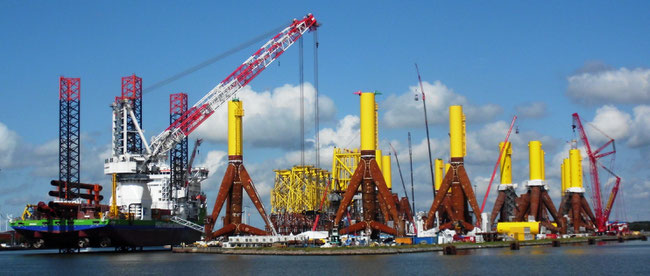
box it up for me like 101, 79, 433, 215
0, 240, 648, 275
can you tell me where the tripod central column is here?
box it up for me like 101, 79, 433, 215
229, 100, 244, 225
360, 92, 376, 151
360, 92, 377, 224
228, 99, 243, 159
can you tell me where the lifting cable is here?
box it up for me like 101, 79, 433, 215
143, 24, 285, 94
313, 29, 320, 168
299, 37, 305, 167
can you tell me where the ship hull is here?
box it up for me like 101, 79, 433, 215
11, 218, 201, 249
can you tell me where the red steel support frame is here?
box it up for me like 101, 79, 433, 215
425, 157, 482, 233
333, 151, 400, 237
557, 192, 596, 233
204, 156, 273, 240
515, 185, 564, 233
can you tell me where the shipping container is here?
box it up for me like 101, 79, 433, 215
395, 237, 413, 245
413, 236, 437, 245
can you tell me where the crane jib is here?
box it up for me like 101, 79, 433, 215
150, 14, 318, 161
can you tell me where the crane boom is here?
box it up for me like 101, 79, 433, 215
147, 14, 318, 164
572, 112, 619, 232
188, 139, 203, 172
572, 113, 604, 220
600, 164, 621, 227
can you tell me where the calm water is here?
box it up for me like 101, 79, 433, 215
0, 240, 648, 275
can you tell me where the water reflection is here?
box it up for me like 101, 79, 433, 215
0, 240, 647, 275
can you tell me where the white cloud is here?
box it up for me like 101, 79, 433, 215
193, 83, 336, 149
381, 81, 502, 128
587, 105, 632, 143
567, 67, 650, 104
580, 104, 650, 148
318, 115, 360, 150
464, 120, 559, 167
194, 149, 228, 196
198, 150, 227, 179
0, 122, 19, 167
278, 114, 363, 168
515, 102, 547, 118
628, 105, 650, 148
29, 139, 59, 177
626, 179, 650, 199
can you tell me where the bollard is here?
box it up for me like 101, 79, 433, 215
443, 245, 457, 255
510, 242, 520, 250
552, 240, 561, 247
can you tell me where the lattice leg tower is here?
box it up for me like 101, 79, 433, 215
58, 77, 81, 200
170, 93, 189, 201
121, 75, 143, 154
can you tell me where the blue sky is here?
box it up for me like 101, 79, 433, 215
1, 1, 649, 225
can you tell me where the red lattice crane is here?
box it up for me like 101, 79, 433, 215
144, 14, 319, 167
572, 113, 621, 233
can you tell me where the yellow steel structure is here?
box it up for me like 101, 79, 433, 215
21, 204, 36, 220
434, 158, 444, 190
271, 165, 330, 214
360, 92, 376, 151
376, 150, 383, 172
528, 141, 543, 180
541, 149, 546, 180
434, 159, 452, 193
499, 142, 512, 184
496, 221, 541, 235
228, 99, 244, 156
375, 102, 379, 150
449, 105, 466, 158
110, 173, 119, 218
382, 154, 392, 189
331, 148, 361, 191
569, 149, 583, 188
562, 158, 570, 196
497, 221, 541, 241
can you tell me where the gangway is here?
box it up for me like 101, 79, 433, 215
171, 216, 205, 233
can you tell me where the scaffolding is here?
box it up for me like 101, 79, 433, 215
271, 165, 330, 214
270, 165, 330, 234
330, 148, 360, 192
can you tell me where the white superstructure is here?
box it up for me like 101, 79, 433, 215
104, 98, 208, 221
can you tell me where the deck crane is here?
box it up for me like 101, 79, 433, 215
186, 138, 203, 183
572, 113, 621, 233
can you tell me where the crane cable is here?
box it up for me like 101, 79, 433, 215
142, 24, 285, 94
479, 115, 517, 215
314, 30, 320, 168
389, 143, 418, 234
299, 37, 305, 167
